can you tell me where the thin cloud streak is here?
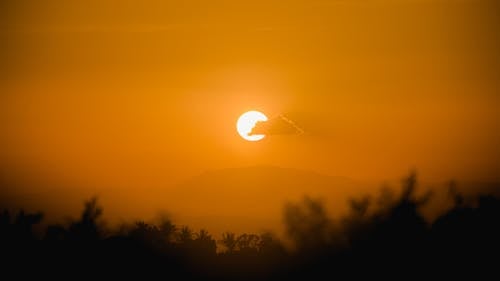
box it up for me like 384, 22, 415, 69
278, 114, 305, 135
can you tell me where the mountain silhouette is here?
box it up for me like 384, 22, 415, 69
168, 165, 373, 234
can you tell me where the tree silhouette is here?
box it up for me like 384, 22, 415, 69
284, 196, 333, 252
236, 233, 259, 252
192, 229, 217, 257
68, 197, 103, 241
195, 229, 211, 241
0, 173, 499, 280
178, 226, 193, 244
219, 232, 238, 253
159, 219, 177, 243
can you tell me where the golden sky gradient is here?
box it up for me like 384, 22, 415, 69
1, 1, 499, 233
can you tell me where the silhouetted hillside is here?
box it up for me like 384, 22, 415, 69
170, 166, 370, 233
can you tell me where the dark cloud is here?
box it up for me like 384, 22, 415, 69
251, 115, 304, 136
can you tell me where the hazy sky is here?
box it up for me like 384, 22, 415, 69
1, 1, 499, 231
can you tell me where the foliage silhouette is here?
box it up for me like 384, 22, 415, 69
219, 232, 237, 253
0, 173, 498, 280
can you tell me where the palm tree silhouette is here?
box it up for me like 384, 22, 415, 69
195, 229, 211, 241
178, 226, 193, 244
219, 232, 237, 253
159, 219, 176, 243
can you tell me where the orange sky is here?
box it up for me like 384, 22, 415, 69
1, 0, 499, 233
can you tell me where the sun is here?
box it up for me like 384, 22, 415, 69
236, 111, 268, 141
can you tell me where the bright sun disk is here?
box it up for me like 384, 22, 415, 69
236, 111, 268, 141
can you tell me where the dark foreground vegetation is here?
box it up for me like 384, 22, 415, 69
1, 173, 499, 280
